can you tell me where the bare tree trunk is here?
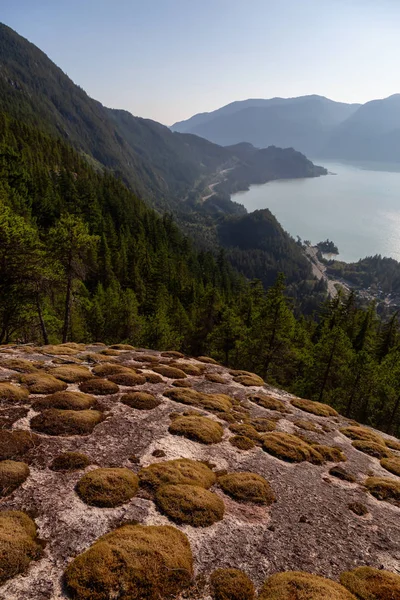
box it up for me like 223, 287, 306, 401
36, 293, 49, 345
62, 273, 72, 343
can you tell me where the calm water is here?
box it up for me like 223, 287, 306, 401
233, 161, 400, 263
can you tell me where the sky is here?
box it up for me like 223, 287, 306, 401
2, 0, 400, 125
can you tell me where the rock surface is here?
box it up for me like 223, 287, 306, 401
0, 343, 399, 599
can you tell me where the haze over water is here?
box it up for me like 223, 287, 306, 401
233, 161, 400, 263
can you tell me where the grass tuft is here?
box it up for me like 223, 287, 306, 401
205, 373, 227, 384
20, 373, 67, 394
31, 408, 104, 436
247, 394, 288, 412
50, 452, 91, 471
233, 374, 264, 386
32, 390, 96, 411
155, 483, 224, 526
211, 568, 255, 600
0, 510, 43, 584
139, 458, 216, 489
76, 467, 139, 507
365, 476, 400, 505
262, 432, 324, 464
352, 440, 392, 459
47, 364, 93, 383
259, 571, 357, 600
250, 418, 277, 432
380, 456, 400, 476
0, 460, 29, 496
291, 397, 338, 417
0, 382, 29, 403
340, 566, 400, 600
0, 358, 40, 373
169, 415, 223, 444
340, 426, 384, 445
229, 423, 261, 442
218, 472, 275, 504
229, 435, 255, 450
312, 445, 347, 462
63, 524, 193, 600
121, 391, 161, 410
164, 388, 232, 412
79, 378, 119, 395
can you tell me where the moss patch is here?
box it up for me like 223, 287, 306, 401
233, 374, 265, 386
205, 373, 227, 384
31, 409, 104, 436
259, 571, 356, 600
312, 445, 347, 462
171, 362, 203, 376
79, 378, 119, 395
48, 364, 93, 383
263, 432, 324, 464
121, 391, 161, 410
0, 382, 29, 403
0, 358, 39, 373
348, 502, 368, 516
139, 458, 216, 489
20, 373, 68, 394
152, 365, 187, 379
32, 390, 96, 411
340, 566, 400, 600
0, 510, 43, 585
109, 344, 136, 350
211, 568, 255, 600
197, 356, 218, 364
50, 452, 91, 471
40, 344, 80, 355
92, 363, 133, 377
352, 440, 392, 459
340, 426, 384, 445
169, 415, 223, 444
380, 456, 400, 476
76, 467, 138, 507
155, 484, 224, 526
218, 472, 275, 505
291, 397, 338, 417
63, 524, 193, 600
229, 423, 261, 442
0, 430, 38, 460
247, 394, 288, 412
229, 435, 255, 450
365, 476, 400, 505
0, 460, 29, 496
108, 372, 147, 386
161, 351, 185, 358
385, 438, 400, 451
329, 466, 356, 482
172, 379, 192, 388
145, 372, 163, 384
294, 419, 320, 432
164, 388, 232, 412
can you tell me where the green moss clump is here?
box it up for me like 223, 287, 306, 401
0, 429, 38, 460
79, 378, 119, 395
161, 351, 185, 358
155, 484, 224, 527
50, 452, 91, 471
164, 388, 232, 412
294, 419, 319, 432
0, 460, 29, 496
329, 466, 356, 482
170, 362, 203, 376
92, 363, 133, 377
0, 510, 43, 584
365, 477, 400, 505
211, 568, 255, 600
262, 432, 324, 464
0, 358, 40, 373
340, 566, 400, 600
385, 438, 400, 451
76, 467, 139, 507
153, 365, 187, 379
20, 373, 68, 394
380, 456, 400, 476
145, 372, 164, 384
30, 409, 104, 436
291, 397, 338, 417
63, 524, 193, 600
229, 435, 255, 450
250, 417, 277, 432
259, 571, 357, 600
352, 440, 392, 459
121, 391, 161, 410
247, 394, 288, 412
109, 344, 136, 350
139, 458, 216, 489
205, 373, 227, 384
233, 373, 264, 386
48, 364, 93, 383
0, 382, 29, 403
40, 344, 80, 355
32, 390, 96, 411
312, 445, 347, 462
340, 426, 384, 445
218, 472, 275, 505
169, 415, 223, 444
229, 423, 261, 442
108, 372, 147, 386
196, 356, 218, 364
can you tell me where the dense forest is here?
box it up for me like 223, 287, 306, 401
327, 255, 400, 295
2, 112, 400, 438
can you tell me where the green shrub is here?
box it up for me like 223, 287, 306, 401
0, 510, 43, 584
229, 435, 255, 450
79, 378, 119, 395
31, 409, 104, 436
139, 458, 216, 489
380, 456, 400, 476
155, 484, 224, 526
121, 392, 161, 410
210, 568, 255, 600
47, 364, 93, 383
0, 460, 29, 496
218, 472, 275, 505
50, 452, 91, 471
262, 432, 324, 464
76, 467, 139, 507
352, 440, 392, 459
291, 398, 338, 417
340, 566, 400, 600
169, 415, 223, 444
365, 477, 400, 505
32, 390, 96, 411
0, 430, 38, 460
259, 571, 356, 600
63, 524, 193, 600
20, 373, 67, 394
247, 394, 287, 412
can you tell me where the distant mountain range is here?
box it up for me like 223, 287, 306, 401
172, 95, 400, 162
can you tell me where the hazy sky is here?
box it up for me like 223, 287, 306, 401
2, 0, 400, 125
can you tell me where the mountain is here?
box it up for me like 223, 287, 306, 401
172, 95, 360, 157
322, 94, 400, 161
1, 343, 400, 599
